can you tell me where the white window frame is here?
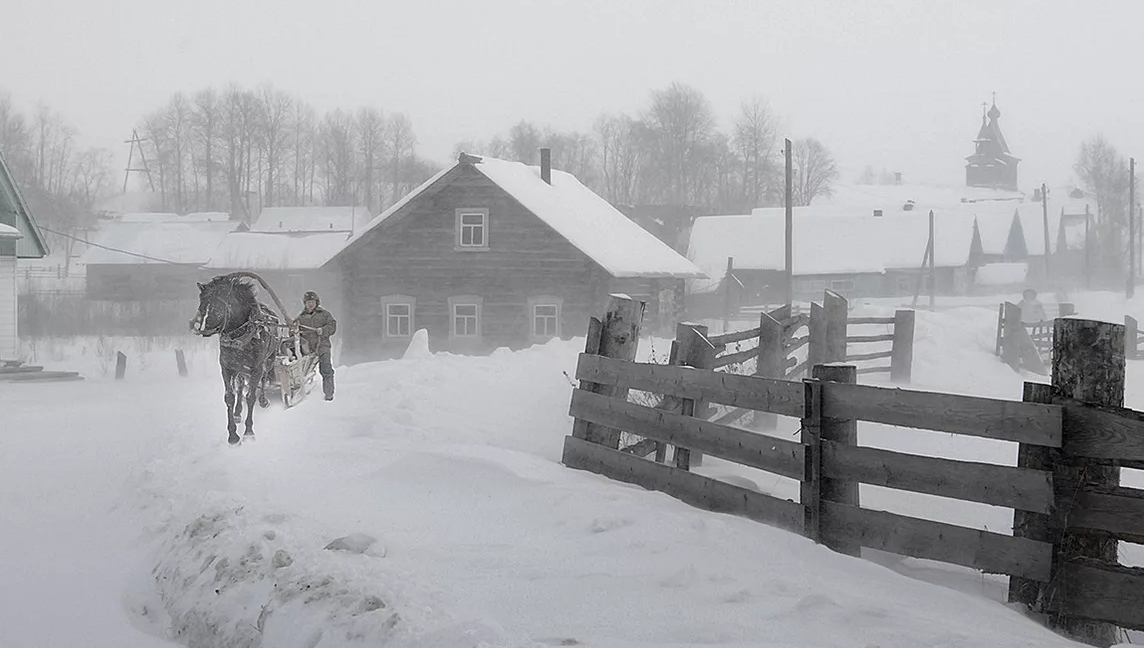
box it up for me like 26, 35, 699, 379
528, 296, 563, 341
380, 295, 416, 338
448, 295, 483, 339
455, 208, 489, 250
830, 278, 855, 292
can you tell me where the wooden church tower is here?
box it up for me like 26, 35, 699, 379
965, 95, 1020, 191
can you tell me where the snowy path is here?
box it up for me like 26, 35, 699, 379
0, 378, 186, 648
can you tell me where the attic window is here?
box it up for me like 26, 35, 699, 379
455, 208, 489, 250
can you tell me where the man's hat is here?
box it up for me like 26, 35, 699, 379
303, 291, 320, 306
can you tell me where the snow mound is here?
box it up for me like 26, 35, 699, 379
402, 329, 432, 360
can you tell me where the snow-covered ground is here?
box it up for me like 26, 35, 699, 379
5, 293, 1144, 647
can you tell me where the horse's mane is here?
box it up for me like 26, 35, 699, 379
203, 274, 260, 304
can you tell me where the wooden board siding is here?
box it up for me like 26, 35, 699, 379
0, 249, 16, 359
338, 165, 603, 359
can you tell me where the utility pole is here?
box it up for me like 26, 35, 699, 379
122, 129, 156, 194
1130, 158, 1136, 298
1041, 182, 1051, 285
1084, 203, 1092, 290
784, 138, 793, 306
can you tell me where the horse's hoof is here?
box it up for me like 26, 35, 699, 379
228, 436, 241, 446
258, 398, 269, 408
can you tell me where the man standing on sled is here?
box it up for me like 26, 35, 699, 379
296, 290, 337, 401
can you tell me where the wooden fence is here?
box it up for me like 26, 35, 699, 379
566, 294, 1144, 647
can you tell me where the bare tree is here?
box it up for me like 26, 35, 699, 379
733, 97, 779, 209
356, 107, 386, 213
593, 113, 645, 205
386, 113, 417, 203
319, 109, 356, 206
791, 138, 839, 206
510, 120, 542, 165
192, 88, 220, 211
1075, 134, 1130, 263
644, 82, 717, 205
258, 87, 293, 208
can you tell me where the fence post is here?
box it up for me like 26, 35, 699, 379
800, 377, 823, 544
115, 351, 127, 380
823, 290, 848, 363
571, 295, 645, 449
808, 301, 825, 369
1126, 315, 1138, 361
175, 349, 188, 377
995, 303, 1005, 357
1008, 381, 1057, 611
754, 312, 784, 430
672, 322, 716, 469
813, 364, 861, 557
890, 309, 915, 383
1045, 318, 1125, 646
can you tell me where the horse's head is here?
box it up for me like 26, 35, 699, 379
190, 280, 227, 336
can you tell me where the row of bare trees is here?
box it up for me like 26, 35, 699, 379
0, 94, 115, 258
137, 85, 440, 220
1073, 134, 1135, 274
455, 82, 840, 215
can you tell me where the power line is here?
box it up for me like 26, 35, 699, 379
34, 223, 180, 265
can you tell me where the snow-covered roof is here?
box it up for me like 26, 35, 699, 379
975, 262, 1028, 286
116, 212, 230, 223
687, 210, 976, 290
971, 209, 1018, 256
816, 181, 1025, 212
338, 156, 705, 279
0, 223, 20, 239
251, 206, 371, 233
203, 231, 352, 270
1013, 202, 1062, 256
81, 221, 239, 265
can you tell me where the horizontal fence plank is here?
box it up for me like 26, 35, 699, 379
821, 382, 1062, 447
561, 435, 805, 534
847, 333, 896, 344
1059, 401, 1144, 462
714, 346, 759, 369
821, 501, 1053, 582
848, 349, 894, 362
708, 327, 762, 346
576, 354, 804, 418
821, 440, 1053, 513
570, 389, 805, 480
1064, 485, 1144, 543
788, 359, 808, 377
856, 366, 892, 375
1051, 558, 1144, 631
848, 316, 896, 325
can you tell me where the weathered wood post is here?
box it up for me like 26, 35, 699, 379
823, 290, 848, 363
808, 301, 825, 369
1059, 302, 1076, 317
754, 312, 784, 430
995, 303, 1005, 357
175, 349, 188, 377
722, 256, 735, 334
571, 294, 646, 450
813, 364, 861, 556
800, 377, 823, 544
1126, 315, 1138, 361
1023, 318, 1125, 646
890, 309, 915, 383
672, 322, 717, 470
115, 351, 127, 380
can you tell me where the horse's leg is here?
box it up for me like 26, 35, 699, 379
223, 372, 240, 445
244, 369, 260, 438
257, 355, 271, 408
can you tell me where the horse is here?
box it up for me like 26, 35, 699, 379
189, 274, 283, 445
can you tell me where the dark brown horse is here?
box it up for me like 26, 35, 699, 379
189, 274, 281, 445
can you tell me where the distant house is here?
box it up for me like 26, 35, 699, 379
81, 216, 237, 301
324, 151, 705, 360
0, 149, 48, 358
686, 209, 979, 311
200, 207, 365, 318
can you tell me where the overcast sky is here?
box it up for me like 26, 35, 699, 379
3, 0, 1142, 193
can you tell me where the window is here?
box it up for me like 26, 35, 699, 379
528, 296, 563, 341
449, 295, 482, 339
455, 208, 489, 250
386, 303, 412, 337
380, 295, 415, 338
830, 279, 855, 292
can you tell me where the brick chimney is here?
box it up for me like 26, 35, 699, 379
540, 147, 551, 185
